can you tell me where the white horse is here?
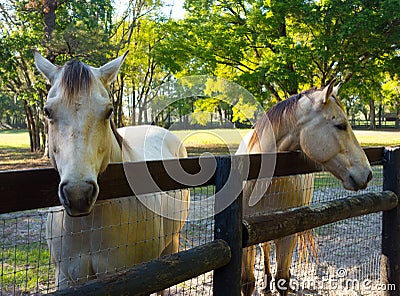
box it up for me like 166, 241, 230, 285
237, 80, 372, 295
34, 51, 189, 291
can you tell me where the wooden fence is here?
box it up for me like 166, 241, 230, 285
0, 147, 399, 295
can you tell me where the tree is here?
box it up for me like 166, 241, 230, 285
0, 0, 115, 151
155, 0, 399, 122
112, 3, 171, 126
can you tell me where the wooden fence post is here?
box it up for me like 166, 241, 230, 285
382, 147, 400, 295
213, 156, 243, 296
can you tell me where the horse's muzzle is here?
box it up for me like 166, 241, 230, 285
59, 180, 99, 216
344, 170, 373, 191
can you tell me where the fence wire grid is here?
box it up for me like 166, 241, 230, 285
0, 162, 388, 295
244, 162, 384, 296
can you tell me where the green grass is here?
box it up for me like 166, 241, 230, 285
352, 130, 400, 147
1, 129, 399, 152
172, 128, 249, 148
171, 129, 400, 150
1, 242, 53, 293
0, 130, 30, 149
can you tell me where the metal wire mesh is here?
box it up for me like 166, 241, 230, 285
0, 211, 52, 295
0, 163, 388, 295
166, 186, 215, 295
0, 186, 216, 295
246, 163, 385, 295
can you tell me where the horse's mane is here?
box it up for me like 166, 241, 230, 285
110, 119, 123, 149
61, 59, 93, 104
248, 89, 317, 150
60, 59, 124, 149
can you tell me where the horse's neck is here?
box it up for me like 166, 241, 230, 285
256, 120, 301, 153
273, 124, 301, 152
110, 128, 123, 162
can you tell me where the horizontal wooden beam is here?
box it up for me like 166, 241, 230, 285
242, 191, 398, 248
243, 146, 383, 180
0, 167, 60, 214
0, 147, 384, 214
48, 239, 231, 296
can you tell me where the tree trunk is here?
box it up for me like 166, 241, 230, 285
23, 100, 39, 152
143, 103, 148, 124
43, 0, 57, 41
117, 75, 124, 127
43, 0, 58, 154
131, 90, 136, 125
138, 105, 143, 125
369, 99, 376, 129
217, 106, 223, 127
34, 111, 41, 150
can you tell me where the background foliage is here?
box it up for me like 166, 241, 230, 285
0, 0, 399, 151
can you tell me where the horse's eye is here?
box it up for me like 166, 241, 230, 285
43, 106, 53, 119
105, 107, 114, 120
335, 123, 347, 131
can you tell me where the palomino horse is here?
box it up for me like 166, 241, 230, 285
34, 51, 189, 290
237, 80, 372, 296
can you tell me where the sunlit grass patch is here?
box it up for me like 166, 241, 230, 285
0, 130, 30, 149
172, 129, 250, 148
353, 130, 400, 147
1, 241, 53, 293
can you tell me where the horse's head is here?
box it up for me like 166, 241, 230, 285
34, 51, 128, 216
298, 80, 372, 191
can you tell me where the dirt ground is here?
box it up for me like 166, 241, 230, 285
0, 146, 231, 172
0, 149, 51, 171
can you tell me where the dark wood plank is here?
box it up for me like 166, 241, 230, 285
243, 191, 398, 247
48, 239, 231, 296
213, 156, 243, 296
364, 146, 385, 163
0, 168, 60, 214
0, 147, 385, 214
381, 147, 400, 295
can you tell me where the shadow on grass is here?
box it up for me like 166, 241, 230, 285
186, 145, 236, 156
0, 148, 51, 171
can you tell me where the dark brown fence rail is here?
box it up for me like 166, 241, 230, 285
243, 191, 398, 248
0, 147, 384, 214
48, 239, 231, 296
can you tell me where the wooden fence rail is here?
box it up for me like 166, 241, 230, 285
243, 191, 398, 248
48, 239, 231, 296
0, 147, 383, 214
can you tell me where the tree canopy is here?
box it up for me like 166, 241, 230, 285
0, 0, 399, 151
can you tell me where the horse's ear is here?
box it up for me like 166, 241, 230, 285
333, 82, 342, 97
321, 79, 337, 104
33, 50, 58, 84
99, 51, 129, 85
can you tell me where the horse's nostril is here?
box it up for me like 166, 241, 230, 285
59, 182, 71, 207
349, 175, 357, 189
85, 180, 98, 205
367, 171, 373, 183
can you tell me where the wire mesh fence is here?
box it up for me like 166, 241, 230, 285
0, 163, 389, 295
245, 163, 385, 295
0, 186, 217, 296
